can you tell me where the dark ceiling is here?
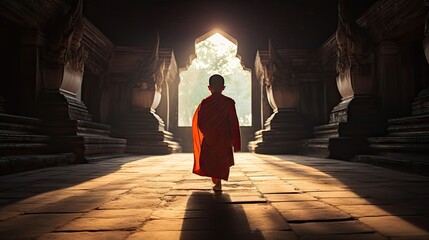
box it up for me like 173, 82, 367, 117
83, 0, 378, 67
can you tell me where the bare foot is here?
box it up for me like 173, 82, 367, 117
212, 179, 222, 191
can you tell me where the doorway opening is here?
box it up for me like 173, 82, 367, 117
178, 30, 252, 127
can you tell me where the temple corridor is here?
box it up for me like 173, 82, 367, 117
0, 153, 428, 240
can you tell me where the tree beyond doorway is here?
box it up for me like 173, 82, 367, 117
178, 31, 252, 127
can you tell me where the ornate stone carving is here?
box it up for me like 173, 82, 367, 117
336, 0, 374, 75
266, 40, 296, 87
130, 35, 166, 110
44, 0, 84, 71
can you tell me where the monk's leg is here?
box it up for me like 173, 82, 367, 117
212, 178, 222, 191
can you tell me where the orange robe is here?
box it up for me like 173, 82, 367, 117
192, 93, 241, 181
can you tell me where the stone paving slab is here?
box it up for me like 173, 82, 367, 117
277, 207, 353, 222
272, 200, 332, 210
321, 197, 390, 205
300, 233, 388, 240
264, 193, 319, 202
128, 230, 298, 240
37, 231, 130, 240
0, 153, 429, 240
0, 213, 81, 240
337, 204, 422, 218
56, 216, 143, 231
359, 216, 429, 237
290, 221, 375, 236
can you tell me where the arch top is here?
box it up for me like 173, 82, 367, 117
195, 28, 238, 47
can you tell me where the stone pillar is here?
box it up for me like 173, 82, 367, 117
110, 45, 181, 154
36, 0, 126, 161
303, 0, 383, 159
248, 44, 310, 153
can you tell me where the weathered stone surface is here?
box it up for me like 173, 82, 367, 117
359, 216, 429, 237
0, 153, 428, 240
300, 233, 388, 240
264, 193, 318, 202
277, 207, 352, 222
37, 231, 130, 240
57, 217, 142, 231
272, 201, 331, 210
0, 214, 81, 240
337, 205, 421, 218
290, 221, 375, 236
255, 184, 298, 194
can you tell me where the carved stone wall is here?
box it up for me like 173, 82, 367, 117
249, 43, 321, 154
106, 45, 181, 154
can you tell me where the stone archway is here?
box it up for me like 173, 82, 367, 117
174, 29, 256, 152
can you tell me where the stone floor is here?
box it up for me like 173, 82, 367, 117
1, 153, 429, 240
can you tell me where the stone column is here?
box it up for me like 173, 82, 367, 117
249, 44, 310, 154
36, 0, 126, 161
302, 0, 383, 159
110, 45, 181, 154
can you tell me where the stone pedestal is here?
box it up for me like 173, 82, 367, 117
112, 109, 181, 154
302, 66, 383, 159
249, 108, 309, 153
37, 89, 127, 161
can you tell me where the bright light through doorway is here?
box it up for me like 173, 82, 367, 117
178, 32, 252, 126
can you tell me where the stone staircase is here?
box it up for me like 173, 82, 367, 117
112, 109, 181, 154
301, 123, 339, 158
44, 119, 127, 159
249, 109, 310, 154
0, 113, 76, 175
355, 93, 429, 175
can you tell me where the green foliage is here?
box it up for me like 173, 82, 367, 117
178, 33, 252, 126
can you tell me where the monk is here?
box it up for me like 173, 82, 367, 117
192, 74, 241, 191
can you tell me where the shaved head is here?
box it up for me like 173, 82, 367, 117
209, 74, 225, 92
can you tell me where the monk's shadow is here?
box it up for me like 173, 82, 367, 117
180, 191, 265, 240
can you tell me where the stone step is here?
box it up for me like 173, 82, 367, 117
353, 155, 429, 176
0, 133, 50, 143
388, 114, 429, 125
369, 142, 429, 153
82, 143, 127, 155
44, 120, 112, 136
0, 152, 77, 175
57, 135, 127, 145
0, 113, 42, 134
304, 138, 329, 149
0, 143, 50, 156
369, 136, 429, 155
313, 123, 339, 138
313, 122, 339, 132
0, 122, 40, 134
387, 123, 429, 135
126, 141, 174, 155
0, 113, 41, 125
370, 136, 429, 144
255, 129, 309, 141
248, 139, 302, 154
